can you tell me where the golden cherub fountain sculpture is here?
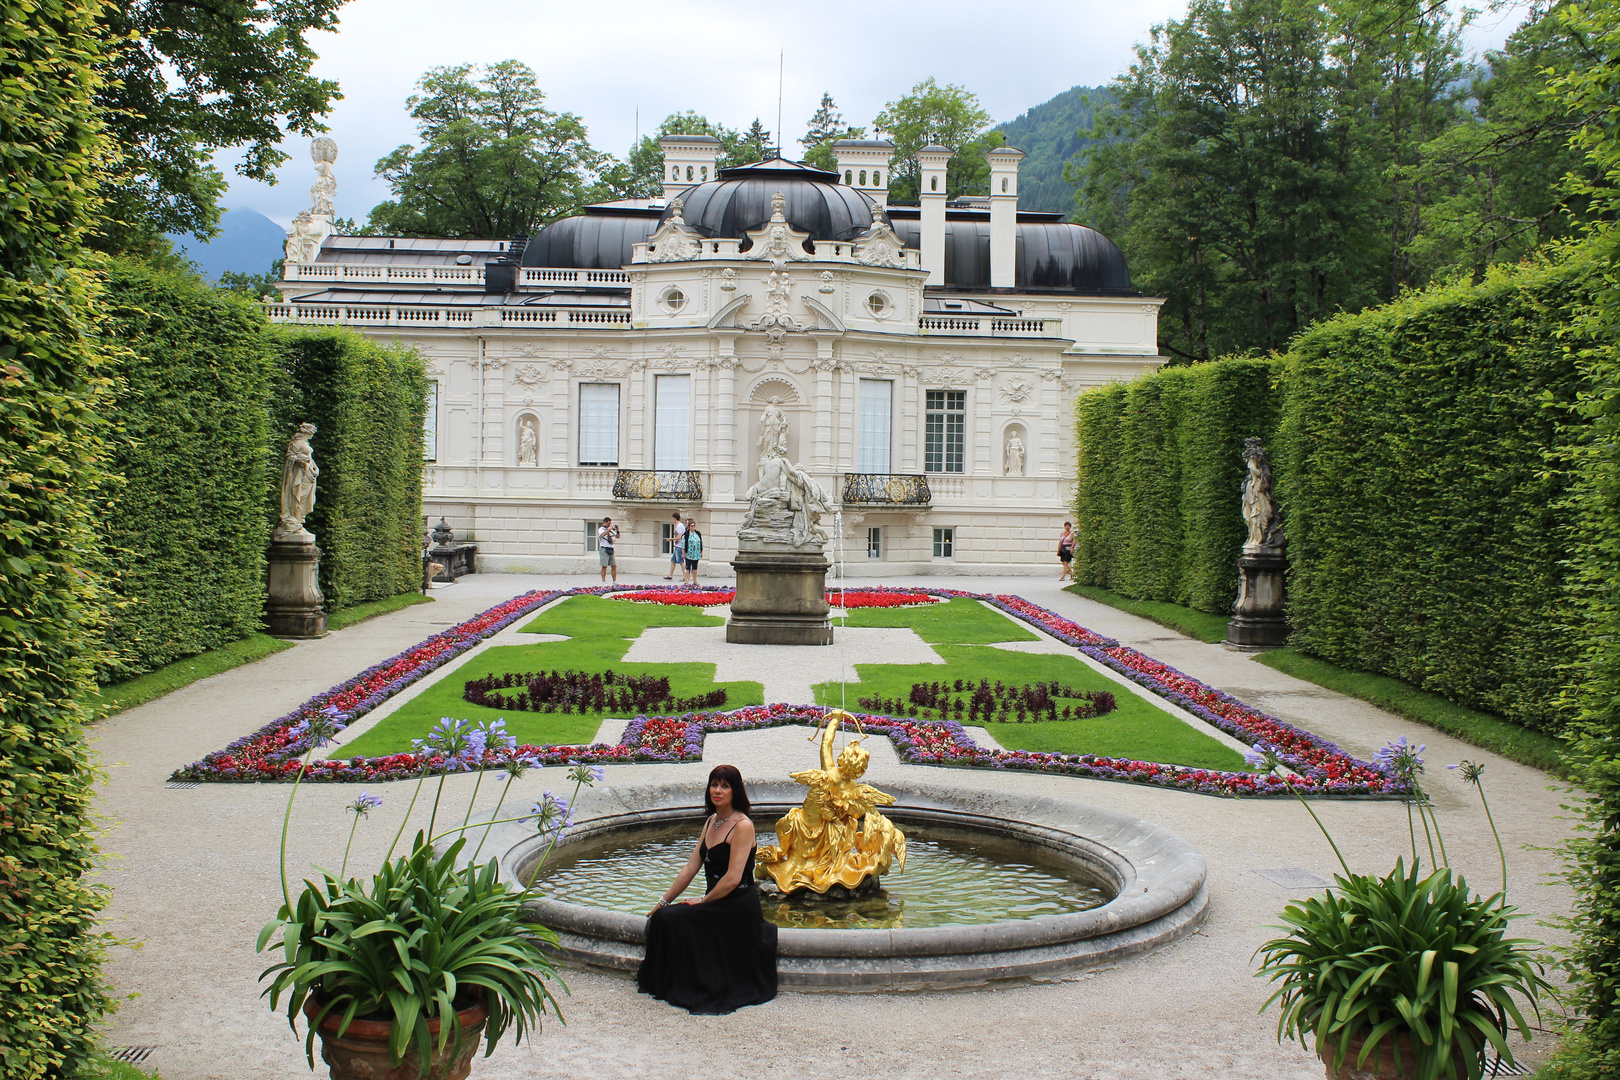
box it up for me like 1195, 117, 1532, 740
756, 710, 907, 896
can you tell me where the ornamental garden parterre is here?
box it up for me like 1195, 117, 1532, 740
171, 585, 1400, 798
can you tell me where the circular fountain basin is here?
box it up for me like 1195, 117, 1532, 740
499, 780, 1208, 990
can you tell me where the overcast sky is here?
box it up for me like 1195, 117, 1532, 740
215, 0, 1534, 231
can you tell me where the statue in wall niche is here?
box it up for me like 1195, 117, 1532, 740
518, 418, 538, 466
1240, 436, 1285, 551
276, 423, 319, 540
1004, 432, 1025, 476
758, 396, 791, 462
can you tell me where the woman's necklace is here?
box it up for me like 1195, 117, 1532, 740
710, 811, 736, 832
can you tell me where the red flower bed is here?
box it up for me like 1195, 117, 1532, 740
611, 588, 940, 608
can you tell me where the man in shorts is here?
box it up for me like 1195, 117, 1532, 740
598, 517, 619, 583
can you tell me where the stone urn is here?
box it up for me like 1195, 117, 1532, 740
305, 997, 488, 1080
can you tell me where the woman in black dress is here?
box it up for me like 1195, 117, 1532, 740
636, 765, 778, 1014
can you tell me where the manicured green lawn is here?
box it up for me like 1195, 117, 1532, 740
327, 591, 434, 631
819, 598, 1246, 771
334, 595, 763, 757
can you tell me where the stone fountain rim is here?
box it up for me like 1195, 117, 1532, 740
502, 778, 1207, 962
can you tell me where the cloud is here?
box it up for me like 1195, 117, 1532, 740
212, 0, 1528, 231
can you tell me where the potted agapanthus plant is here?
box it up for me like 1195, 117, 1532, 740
256, 713, 598, 1080
1250, 742, 1550, 1080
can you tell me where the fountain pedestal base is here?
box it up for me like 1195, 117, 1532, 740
726, 544, 833, 646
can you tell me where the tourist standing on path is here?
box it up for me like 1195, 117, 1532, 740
1057, 522, 1074, 581
682, 517, 702, 585
598, 517, 619, 583
665, 512, 685, 580
638, 765, 777, 1014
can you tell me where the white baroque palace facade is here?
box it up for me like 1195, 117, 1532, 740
273, 137, 1165, 576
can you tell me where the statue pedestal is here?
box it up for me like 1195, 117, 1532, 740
266, 535, 328, 639
1225, 546, 1287, 650
726, 544, 833, 646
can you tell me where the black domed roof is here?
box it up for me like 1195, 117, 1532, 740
889, 217, 1133, 294
665, 157, 885, 243
520, 210, 659, 270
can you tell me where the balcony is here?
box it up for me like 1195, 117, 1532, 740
612, 470, 704, 502
841, 473, 932, 507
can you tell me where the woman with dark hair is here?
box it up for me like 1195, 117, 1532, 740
636, 764, 777, 1013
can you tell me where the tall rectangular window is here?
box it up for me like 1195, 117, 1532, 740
661, 522, 676, 555
423, 381, 439, 462
654, 374, 692, 470
583, 520, 599, 553
857, 379, 892, 473
933, 527, 955, 558
867, 526, 883, 559
578, 383, 620, 466
924, 390, 965, 473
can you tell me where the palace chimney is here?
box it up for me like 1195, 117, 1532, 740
831, 139, 896, 210
916, 145, 954, 287
659, 134, 724, 201
987, 147, 1024, 290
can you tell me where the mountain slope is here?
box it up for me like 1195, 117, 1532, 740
167, 207, 287, 282
995, 85, 1113, 216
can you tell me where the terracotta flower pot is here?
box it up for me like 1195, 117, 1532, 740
1319, 1031, 1475, 1080
304, 997, 488, 1080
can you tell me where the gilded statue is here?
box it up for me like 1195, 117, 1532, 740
756, 710, 906, 895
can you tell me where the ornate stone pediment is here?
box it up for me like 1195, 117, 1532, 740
743, 192, 812, 264
853, 216, 906, 268
645, 199, 701, 263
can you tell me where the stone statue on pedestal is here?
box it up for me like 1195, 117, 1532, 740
267, 421, 327, 638
518, 418, 538, 466
1227, 436, 1287, 649
276, 423, 319, 540
739, 452, 829, 550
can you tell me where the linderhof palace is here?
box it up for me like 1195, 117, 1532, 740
272, 135, 1166, 576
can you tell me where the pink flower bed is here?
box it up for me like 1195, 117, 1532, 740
171, 584, 1397, 798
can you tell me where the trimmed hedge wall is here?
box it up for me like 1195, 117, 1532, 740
0, 0, 117, 1075
1072, 358, 1282, 614
274, 328, 428, 611
1072, 257, 1595, 736
97, 260, 278, 681
1278, 257, 1593, 734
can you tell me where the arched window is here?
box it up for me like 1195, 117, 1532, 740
1001, 177, 1009, 192
859, 169, 867, 186
701, 166, 708, 181
874, 171, 882, 187
930, 175, 938, 192
845, 170, 852, 184
671, 166, 679, 181
685, 165, 693, 181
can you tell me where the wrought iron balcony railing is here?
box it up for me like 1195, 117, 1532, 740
612, 470, 704, 502
841, 473, 932, 507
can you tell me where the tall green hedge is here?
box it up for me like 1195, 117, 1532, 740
97, 261, 277, 681
1278, 256, 1593, 734
0, 0, 117, 1076
274, 328, 427, 611
1072, 358, 1282, 613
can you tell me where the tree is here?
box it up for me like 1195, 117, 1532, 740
800, 92, 865, 171
742, 118, 772, 159
97, 0, 347, 249
365, 61, 618, 239
873, 78, 1005, 201
217, 262, 285, 299
1072, 0, 1470, 361
1396, 4, 1593, 283
623, 112, 751, 198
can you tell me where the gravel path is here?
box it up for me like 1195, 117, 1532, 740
91, 573, 1578, 1080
